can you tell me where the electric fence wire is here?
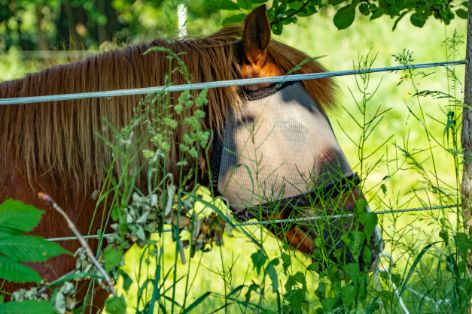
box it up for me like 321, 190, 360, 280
0, 60, 465, 106
19, 59, 462, 311
46, 204, 458, 242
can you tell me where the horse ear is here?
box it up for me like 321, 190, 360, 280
242, 5, 271, 65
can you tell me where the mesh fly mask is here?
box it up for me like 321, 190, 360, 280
211, 82, 383, 267
216, 82, 352, 211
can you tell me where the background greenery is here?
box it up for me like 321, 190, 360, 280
0, 0, 466, 52
0, 0, 469, 313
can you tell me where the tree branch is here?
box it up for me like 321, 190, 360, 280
38, 192, 117, 297
270, 1, 310, 27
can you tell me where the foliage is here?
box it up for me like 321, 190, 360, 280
0, 0, 467, 53
391, 44, 472, 313
0, 47, 226, 312
87, 48, 232, 312
0, 200, 68, 313
0, 0, 221, 51
0, 300, 56, 314
0, 200, 68, 284
0, 2, 470, 313
105, 295, 127, 314
217, 0, 468, 33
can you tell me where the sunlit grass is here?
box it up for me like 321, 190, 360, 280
107, 11, 468, 314
0, 9, 468, 313
110, 13, 468, 313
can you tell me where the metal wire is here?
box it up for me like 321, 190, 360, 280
233, 204, 458, 227
18, 58, 459, 241
6, 53, 464, 307
47, 204, 457, 242
47, 229, 173, 242
0, 60, 464, 106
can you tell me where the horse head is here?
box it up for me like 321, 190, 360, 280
212, 5, 383, 270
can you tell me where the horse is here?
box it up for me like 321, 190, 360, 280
0, 5, 382, 310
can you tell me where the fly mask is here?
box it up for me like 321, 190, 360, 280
211, 82, 383, 267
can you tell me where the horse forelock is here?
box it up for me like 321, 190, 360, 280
0, 25, 334, 191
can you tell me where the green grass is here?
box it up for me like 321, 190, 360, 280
1, 9, 469, 314
112, 13, 468, 313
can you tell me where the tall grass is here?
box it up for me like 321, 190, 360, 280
109, 44, 466, 314
0, 9, 469, 314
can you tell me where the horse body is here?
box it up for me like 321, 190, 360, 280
0, 5, 378, 309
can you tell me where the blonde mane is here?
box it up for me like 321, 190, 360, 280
0, 26, 334, 191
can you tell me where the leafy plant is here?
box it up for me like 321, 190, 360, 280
217, 0, 468, 33
88, 47, 231, 313
0, 199, 69, 313
0, 200, 69, 284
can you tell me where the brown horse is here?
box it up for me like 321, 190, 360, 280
0, 5, 381, 310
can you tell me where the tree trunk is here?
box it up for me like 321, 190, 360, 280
462, 1, 472, 231
97, 0, 108, 43
62, 0, 81, 50
35, 5, 49, 51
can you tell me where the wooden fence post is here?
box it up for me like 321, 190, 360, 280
461, 0, 472, 233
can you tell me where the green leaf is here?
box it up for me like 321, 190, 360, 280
347, 231, 366, 259
359, 212, 377, 238
103, 247, 123, 272
341, 284, 356, 305
320, 297, 336, 312
354, 198, 367, 214
105, 296, 126, 314
46, 271, 103, 287
456, 8, 468, 19
398, 242, 440, 297
0, 300, 56, 314
306, 263, 318, 272
281, 253, 291, 273
370, 7, 384, 20
297, 5, 318, 18
315, 281, 327, 299
410, 13, 426, 27
221, 13, 246, 26
0, 200, 43, 237
118, 269, 133, 292
251, 250, 267, 275
182, 291, 211, 313
226, 284, 245, 298
284, 288, 306, 312
266, 262, 278, 292
363, 247, 372, 265
293, 271, 306, 288
343, 263, 360, 281
359, 3, 370, 15
333, 4, 356, 30
196, 89, 208, 107
439, 228, 449, 244
454, 232, 469, 259
285, 271, 306, 291
237, 0, 254, 10
0, 236, 68, 262
380, 183, 387, 195
0, 255, 42, 283
245, 283, 259, 302
271, 22, 283, 35
211, 0, 239, 10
